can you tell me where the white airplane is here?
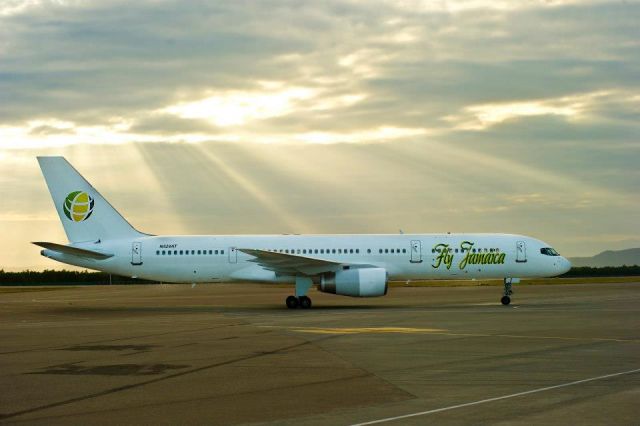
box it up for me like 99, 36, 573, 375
34, 156, 571, 308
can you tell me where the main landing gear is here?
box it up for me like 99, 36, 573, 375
286, 276, 314, 309
286, 295, 312, 309
501, 277, 519, 305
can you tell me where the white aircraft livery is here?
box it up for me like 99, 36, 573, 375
35, 156, 571, 308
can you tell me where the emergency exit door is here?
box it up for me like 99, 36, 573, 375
410, 240, 422, 263
516, 241, 527, 263
131, 242, 143, 265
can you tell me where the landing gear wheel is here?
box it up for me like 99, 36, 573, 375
299, 296, 312, 309
286, 295, 299, 309
501, 296, 511, 305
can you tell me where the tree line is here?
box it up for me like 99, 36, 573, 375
560, 265, 640, 277
0, 265, 638, 285
0, 270, 157, 285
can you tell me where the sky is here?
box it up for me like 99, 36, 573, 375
0, 0, 639, 270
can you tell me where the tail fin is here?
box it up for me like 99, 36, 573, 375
37, 156, 146, 243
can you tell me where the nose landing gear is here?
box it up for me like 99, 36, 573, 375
501, 278, 519, 305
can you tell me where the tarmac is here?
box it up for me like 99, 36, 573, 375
0, 282, 638, 425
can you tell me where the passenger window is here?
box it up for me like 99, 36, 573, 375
156, 250, 159, 255
385, 249, 389, 254
221, 250, 224, 255
379, 249, 383, 254
332, 249, 336, 254
162, 250, 166, 255
356, 249, 360, 254
179, 250, 183, 255
402, 248, 406, 253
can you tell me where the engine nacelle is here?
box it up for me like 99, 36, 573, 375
319, 268, 388, 297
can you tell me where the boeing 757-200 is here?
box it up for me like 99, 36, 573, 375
34, 157, 571, 308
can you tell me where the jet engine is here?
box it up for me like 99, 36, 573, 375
319, 268, 388, 297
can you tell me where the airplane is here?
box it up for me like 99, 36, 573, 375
34, 156, 571, 308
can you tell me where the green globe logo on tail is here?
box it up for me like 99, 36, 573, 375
63, 191, 94, 222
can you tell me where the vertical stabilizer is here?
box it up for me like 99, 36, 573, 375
37, 156, 145, 243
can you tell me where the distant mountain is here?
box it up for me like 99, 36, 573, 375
569, 248, 640, 267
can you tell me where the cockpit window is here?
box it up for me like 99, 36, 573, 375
540, 247, 560, 256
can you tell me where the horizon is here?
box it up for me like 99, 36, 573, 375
1, 0, 639, 271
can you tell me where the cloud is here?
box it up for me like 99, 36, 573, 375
161, 83, 367, 127
0, 0, 639, 268
2, 0, 639, 138
443, 90, 617, 130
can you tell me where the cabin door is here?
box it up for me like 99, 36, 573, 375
228, 247, 238, 264
131, 242, 143, 265
410, 240, 423, 263
516, 241, 527, 263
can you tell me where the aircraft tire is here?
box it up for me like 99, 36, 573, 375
501, 296, 511, 305
286, 296, 299, 309
299, 296, 312, 309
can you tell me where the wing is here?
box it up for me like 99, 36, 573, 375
32, 242, 114, 260
238, 248, 343, 275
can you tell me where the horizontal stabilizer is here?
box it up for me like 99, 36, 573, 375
32, 242, 114, 260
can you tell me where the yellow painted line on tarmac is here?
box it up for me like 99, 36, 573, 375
287, 327, 446, 335
258, 325, 639, 342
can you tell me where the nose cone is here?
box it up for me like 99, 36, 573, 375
559, 256, 572, 274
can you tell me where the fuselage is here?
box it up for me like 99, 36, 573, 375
42, 233, 571, 283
